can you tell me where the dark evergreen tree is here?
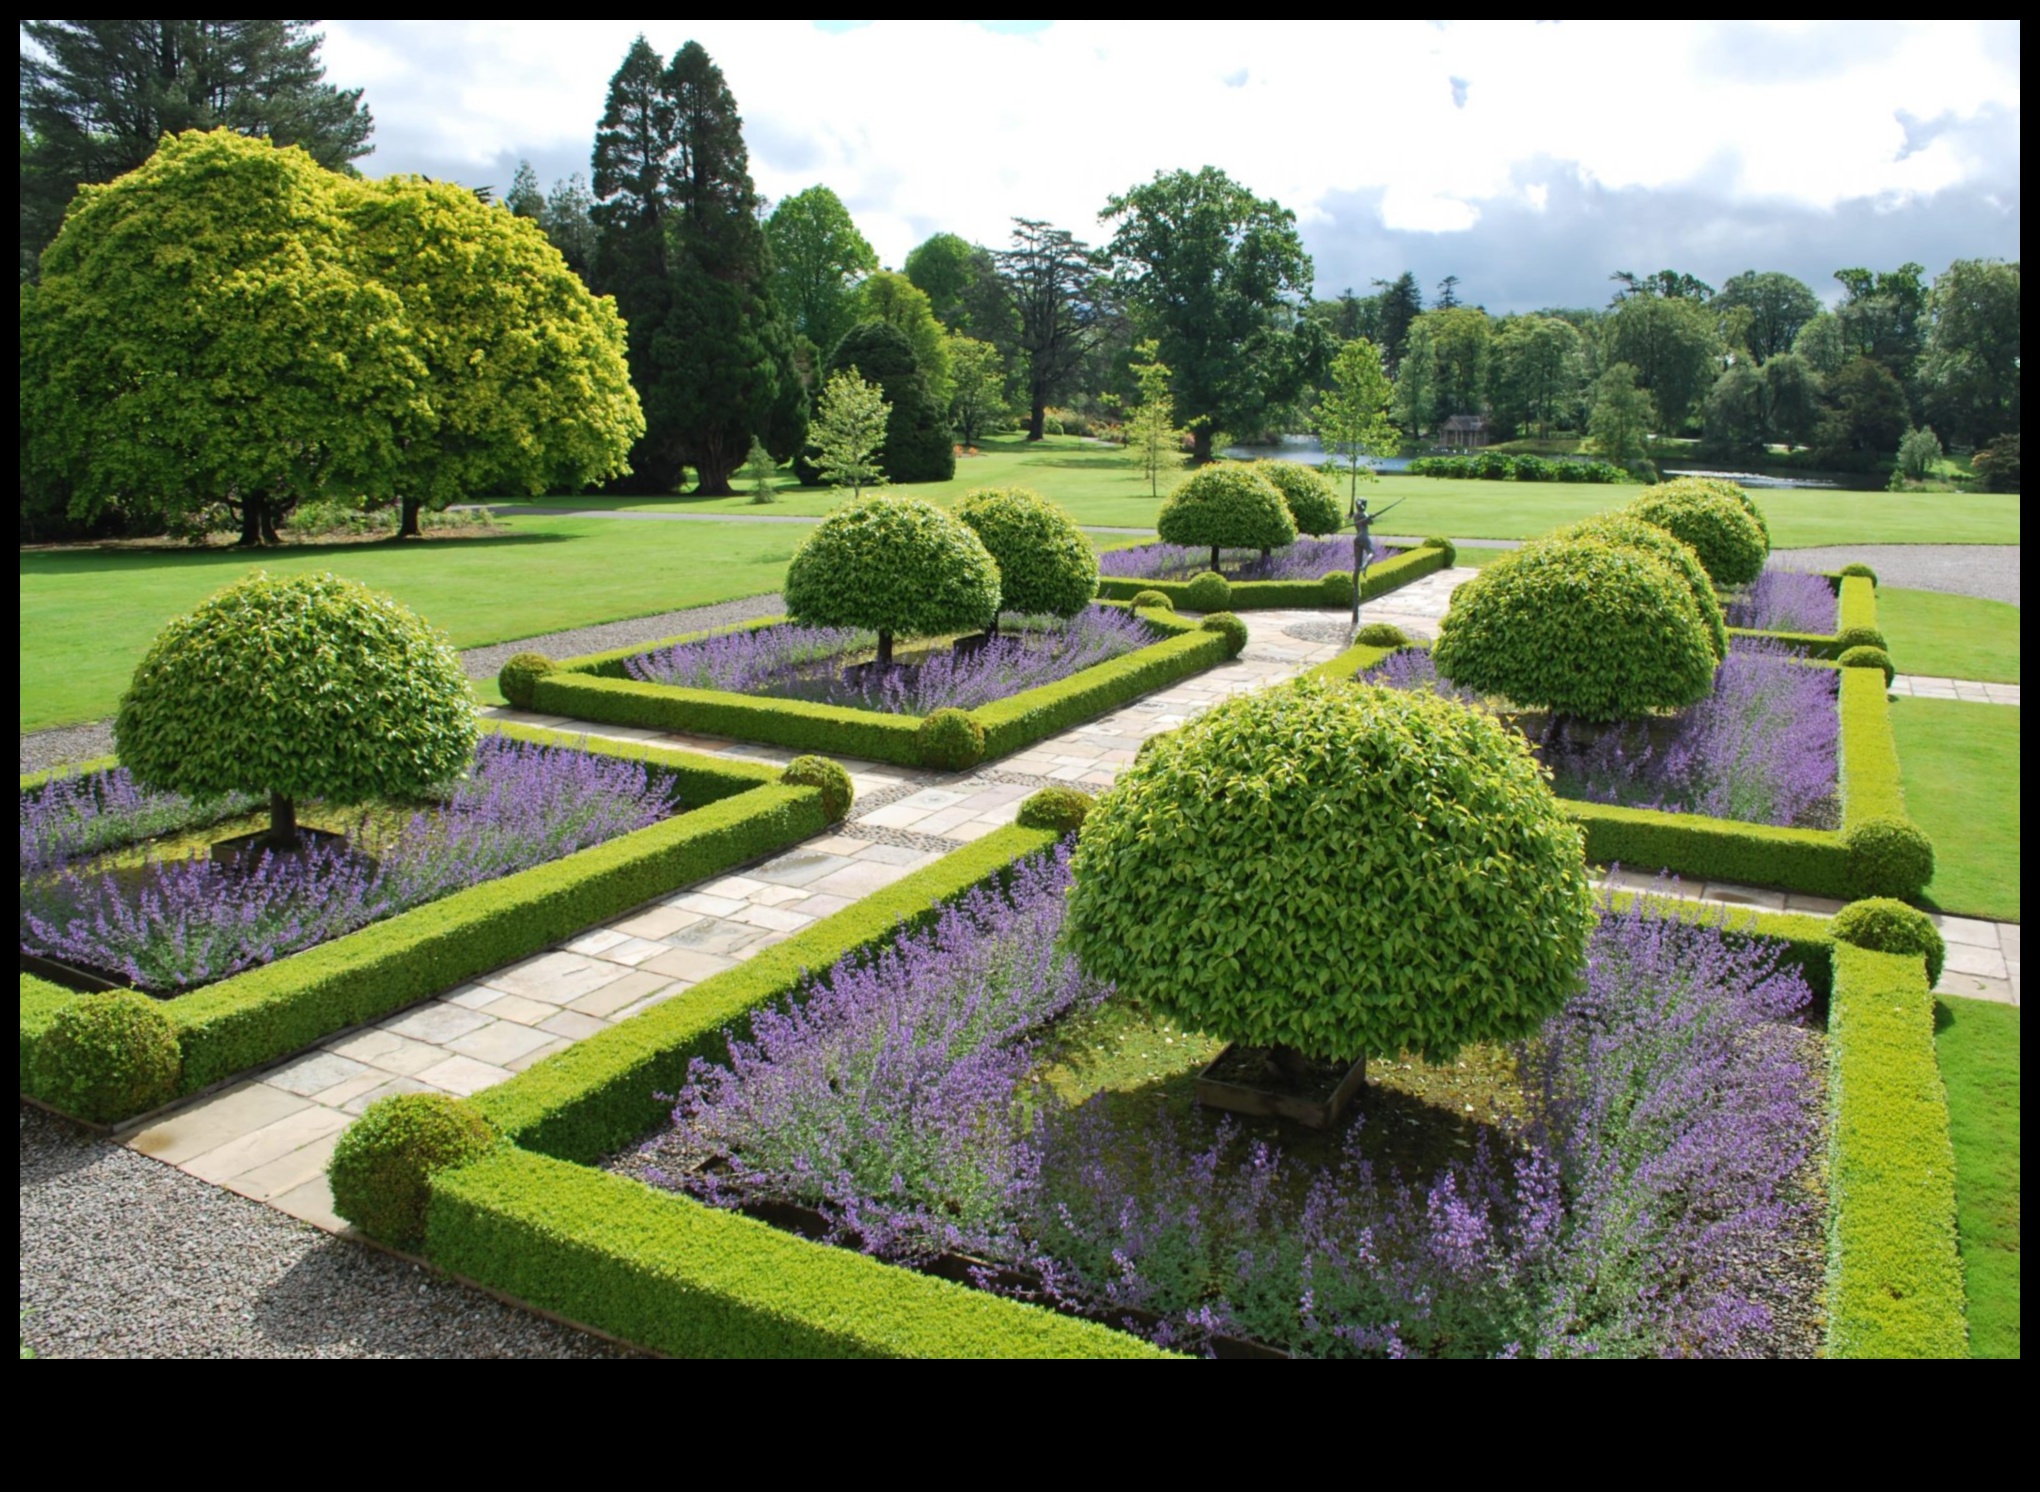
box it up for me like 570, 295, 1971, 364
20, 19, 373, 278
995, 218, 1108, 441
1370, 272, 1423, 374
799, 321, 954, 484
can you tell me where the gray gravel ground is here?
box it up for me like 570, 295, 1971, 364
17, 719, 117, 775
1766, 544, 2020, 606
18, 1106, 620, 1359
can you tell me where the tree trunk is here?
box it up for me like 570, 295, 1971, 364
1210, 545, 1221, 573
1028, 401, 1047, 441
396, 497, 424, 539
1191, 425, 1215, 464
266, 791, 299, 852
258, 501, 283, 546
876, 629, 894, 666
237, 499, 264, 548
693, 458, 736, 497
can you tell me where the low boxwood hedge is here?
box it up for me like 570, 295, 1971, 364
18, 723, 828, 1123
1095, 542, 1446, 612
532, 607, 1228, 771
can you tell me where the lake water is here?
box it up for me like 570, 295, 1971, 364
1660, 467, 1839, 490
1223, 436, 1409, 471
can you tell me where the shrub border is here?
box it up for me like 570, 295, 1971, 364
530, 606, 1230, 769
18, 721, 829, 1121
1095, 541, 1446, 611
409, 832, 1958, 1357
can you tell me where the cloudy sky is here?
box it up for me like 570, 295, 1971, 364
320, 19, 2021, 313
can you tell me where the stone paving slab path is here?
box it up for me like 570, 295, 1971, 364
1887, 675, 2020, 705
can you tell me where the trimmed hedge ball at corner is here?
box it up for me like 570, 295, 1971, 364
1842, 816, 1936, 901
1066, 677, 1593, 1063
1182, 571, 1231, 613
1355, 622, 1410, 648
1836, 625, 1890, 654
1200, 611, 1249, 658
780, 755, 855, 822
1016, 785, 1092, 833
1838, 562, 1879, 587
1420, 536, 1458, 567
1625, 481, 1769, 585
916, 708, 986, 770
497, 651, 556, 709
328, 1092, 499, 1250
1129, 589, 1175, 613
955, 486, 1099, 620
1831, 898, 1947, 986
31, 991, 183, 1125
1838, 645, 1896, 686
1254, 461, 1344, 536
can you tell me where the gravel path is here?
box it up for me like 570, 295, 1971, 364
1766, 544, 2020, 606
18, 1105, 621, 1359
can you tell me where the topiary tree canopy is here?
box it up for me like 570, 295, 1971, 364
783, 495, 1001, 664
1652, 474, 1770, 548
1548, 512, 1728, 660
114, 571, 477, 849
1066, 678, 1592, 1064
810, 320, 956, 484
1625, 480, 1769, 586
1431, 538, 1719, 721
1156, 463, 1295, 572
955, 486, 1098, 626
1254, 461, 1344, 536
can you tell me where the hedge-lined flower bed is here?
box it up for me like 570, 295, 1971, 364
1094, 540, 1449, 612
1099, 536, 1395, 585
1726, 570, 1839, 636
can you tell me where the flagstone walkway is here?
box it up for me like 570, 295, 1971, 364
112, 568, 2019, 1239
1887, 675, 2021, 704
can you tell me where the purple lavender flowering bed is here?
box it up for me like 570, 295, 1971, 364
616, 844, 1828, 1358
1099, 537, 1397, 586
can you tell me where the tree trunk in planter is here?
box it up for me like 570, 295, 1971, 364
267, 791, 300, 852
1210, 544, 1222, 572
875, 629, 894, 666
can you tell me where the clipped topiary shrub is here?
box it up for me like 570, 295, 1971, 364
1625, 482, 1769, 585
115, 571, 477, 852
31, 992, 182, 1124
1254, 461, 1344, 536
1420, 535, 1458, 567
916, 707, 986, 770
1067, 678, 1592, 1062
1129, 589, 1175, 612
1838, 645, 1896, 686
1832, 898, 1947, 986
1182, 571, 1231, 613
1200, 611, 1249, 657
1355, 622, 1410, 648
1016, 785, 1092, 833
1156, 463, 1295, 572
1838, 562, 1879, 587
784, 495, 1001, 664
1842, 816, 1936, 901
328, 1092, 498, 1250
1550, 512, 1729, 660
1431, 539, 1719, 721
780, 755, 854, 822
1650, 475, 1771, 548
955, 486, 1099, 621
1836, 625, 1889, 653
497, 651, 556, 709
1319, 570, 1355, 607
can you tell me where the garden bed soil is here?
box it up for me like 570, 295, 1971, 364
1196, 1044, 1369, 1129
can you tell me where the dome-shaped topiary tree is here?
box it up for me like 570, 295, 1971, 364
114, 571, 477, 852
955, 486, 1098, 629
1549, 512, 1729, 660
783, 495, 1001, 664
1156, 463, 1295, 573
807, 320, 955, 484
1431, 538, 1719, 722
1625, 481, 1769, 586
1254, 461, 1344, 537
1066, 678, 1592, 1070
1651, 475, 1770, 548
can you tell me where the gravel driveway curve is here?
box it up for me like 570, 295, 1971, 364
1765, 544, 2020, 606
19, 1106, 620, 1359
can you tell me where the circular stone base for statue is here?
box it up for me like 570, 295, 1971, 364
1195, 1046, 1368, 1129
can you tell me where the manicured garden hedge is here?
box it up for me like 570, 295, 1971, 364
531, 608, 1230, 770
1095, 541, 1447, 612
415, 828, 1958, 1358
18, 723, 828, 1123
1728, 573, 1883, 659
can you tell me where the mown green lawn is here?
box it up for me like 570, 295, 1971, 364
19, 515, 801, 732
1935, 995, 2021, 1359
1891, 698, 2022, 923
511, 433, 2023, 545
1878, 587, 2022, 683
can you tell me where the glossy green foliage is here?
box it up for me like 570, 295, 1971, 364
1651, 474, 1771, 548
1254, 460, 1344, 536
1066, 679, 1592, 1062
1016, 786, 1092, 833
1843, 816, 1937, 900
1199, 611, 1249, 657
1182, 573, 1232, 613
497, 652, 557, 709
916, 709, 987, 771
1625, 480, 1770, 586
1354, 622, 1410, 648
1549, 512, 1729, 659
31, 992, 181, 1124
1129, 590, 1175, 613
1839, 562, 1880, 586
784, 496, 1001, 644
329, 1092, 499, 1249
956, 486, 1099, 619
821, 321, 955, 484
1831, 898, 1947, 985
1836, 625, 1890, 653
1156, 464, 1296, 565
115, 572, 475, 808
1839, 645, 1896, 685
1420, 536, 1457, 566
1432, 539, 1718, 721
780, 755, 854, 822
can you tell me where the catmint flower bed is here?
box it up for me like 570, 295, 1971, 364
1357, 640, 1840, 828
19, 736, 677, 994
621, 848, 1826, 1358
1724, 570, 1838, 635
622, 607, 1157, 715
1099, 537, 1398, 584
